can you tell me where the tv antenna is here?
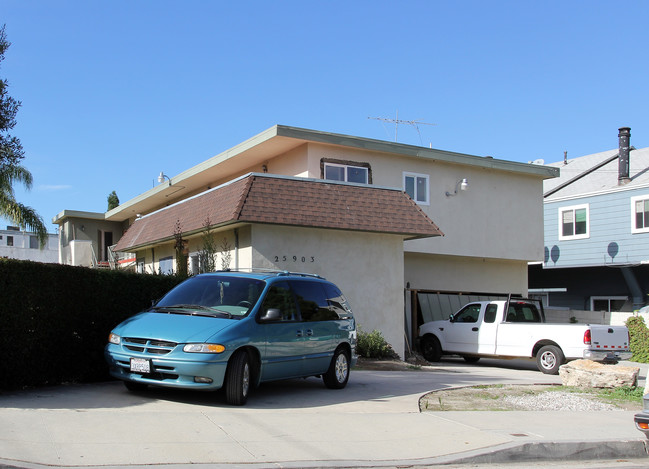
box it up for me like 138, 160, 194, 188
368, 110, 436, 145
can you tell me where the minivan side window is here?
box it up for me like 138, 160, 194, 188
290, 280, 338, 321
323, 283, 352, 319
260, 281, 297, 321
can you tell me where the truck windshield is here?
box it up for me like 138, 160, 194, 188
506, 302, 542, 322
154, 276, 265, 317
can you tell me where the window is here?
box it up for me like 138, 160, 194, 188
7, 236, 13, 247
452, 304, 481, 323
558, 204, 589, 240
591, 296, 627, 312
290, 280, 338, 321
29, 236, 39, 249
322, 159, 371, 184
484, 304, 498, 323
631, 195, 649, 234
260, 281, 297, 321
403, 172, 429, 205
159, 256, 173, 275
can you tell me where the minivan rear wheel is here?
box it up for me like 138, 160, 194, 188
323, 348, 350, 389
226, 350, 251, 405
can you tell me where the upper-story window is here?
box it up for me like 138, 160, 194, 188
558, 204, 589, 240
322, 159, 371, 184
403, 172, 429, 205
631, 195, 649, 234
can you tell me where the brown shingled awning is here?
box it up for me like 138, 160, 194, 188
114, 174, 443, 251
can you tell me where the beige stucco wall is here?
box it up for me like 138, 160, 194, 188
303, 143, 544, 263
250, 224, 407, 357
404, 252, 529, 294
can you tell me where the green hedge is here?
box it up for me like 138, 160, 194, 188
0, 259, 183, 390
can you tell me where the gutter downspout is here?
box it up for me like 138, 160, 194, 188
234, 228, 239, 269
621, 267, 644, 309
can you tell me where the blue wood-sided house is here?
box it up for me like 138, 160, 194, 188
529, 128, 649, 312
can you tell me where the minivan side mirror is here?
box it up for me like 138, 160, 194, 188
260, 308, 282, 322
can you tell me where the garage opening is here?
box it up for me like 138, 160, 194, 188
406, 289, 514, 354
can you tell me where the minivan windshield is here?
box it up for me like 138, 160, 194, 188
153, 275, 265, 318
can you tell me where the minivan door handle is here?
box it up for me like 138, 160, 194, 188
305, 329, 314, 337
296, 330, 304, 337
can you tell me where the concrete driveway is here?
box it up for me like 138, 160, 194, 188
0, 358, 645, 468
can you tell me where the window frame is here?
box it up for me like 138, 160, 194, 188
321, 158, 371, 184
631, 195, 649, 234
403, 172, 430, 206
590, 296, 628, 312
558, 203, 590, 240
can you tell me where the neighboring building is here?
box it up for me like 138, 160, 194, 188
54, 125, 557, 356
529, 127, 649, 313
0, 226, 59, 263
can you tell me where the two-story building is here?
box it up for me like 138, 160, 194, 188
529, 127, 649, 313
54, 125, 557, 356
0, 226, 59, 263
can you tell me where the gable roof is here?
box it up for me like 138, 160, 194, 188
114, 173, 444, 251
543, 146, 649, 200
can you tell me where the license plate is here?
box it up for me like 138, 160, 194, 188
130, 358, 151, 374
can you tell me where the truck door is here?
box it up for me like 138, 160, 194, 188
476, 303, 499, 354
444, 304, 482, 354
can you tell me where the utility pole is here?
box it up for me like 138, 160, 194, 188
368, 111, 436, 145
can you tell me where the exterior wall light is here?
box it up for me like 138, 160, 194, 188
445, 178, 469, 197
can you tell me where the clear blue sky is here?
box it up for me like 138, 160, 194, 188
3, 1, 648, 233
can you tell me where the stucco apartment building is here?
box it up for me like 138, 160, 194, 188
54, 125, 558, 356
0, 226, 59, 263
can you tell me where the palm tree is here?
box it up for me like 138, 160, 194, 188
0, 163, 48, 247
0, 25, 48, 248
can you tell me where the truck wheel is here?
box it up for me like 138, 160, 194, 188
421, 336, 442, 362
226, 350, 251, 405
536, 345, 564, 374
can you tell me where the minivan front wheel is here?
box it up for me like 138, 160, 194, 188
226, 350, 251, 405
323, 348, 350, 389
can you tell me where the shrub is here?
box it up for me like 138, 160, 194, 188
0, 258, 183, 389
626, 316, 649, 363
356, 328, 399, 359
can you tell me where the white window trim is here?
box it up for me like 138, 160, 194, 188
403, 172, 430, 206
558, 203, 590, 240
323, 162, 368, 184
590, 296, 628, 312
631, 195, 649, 234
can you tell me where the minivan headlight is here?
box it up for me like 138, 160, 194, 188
183, 343, 226, 353
108, 333, 121, 345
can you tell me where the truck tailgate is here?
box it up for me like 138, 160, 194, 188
589, 325, 629, 351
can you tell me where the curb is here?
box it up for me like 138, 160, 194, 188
433, 439, 649, 466
4, 440, 647, 469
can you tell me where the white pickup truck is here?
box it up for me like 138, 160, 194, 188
418, 297, 631, 374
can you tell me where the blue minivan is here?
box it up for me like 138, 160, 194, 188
104, 270, 357, 405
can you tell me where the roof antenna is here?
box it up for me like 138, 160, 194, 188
368, 110, 436, 145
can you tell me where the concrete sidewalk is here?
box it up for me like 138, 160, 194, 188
0, 359, 647, 468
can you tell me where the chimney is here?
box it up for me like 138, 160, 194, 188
618, 127, 631, 185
